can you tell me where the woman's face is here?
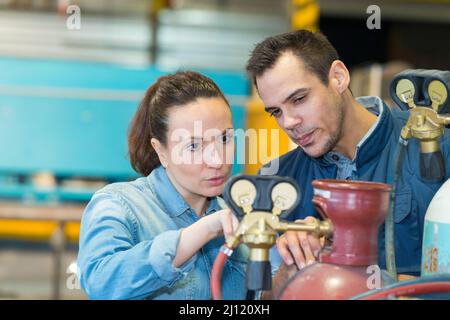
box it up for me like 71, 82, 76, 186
156, 97, 234, 200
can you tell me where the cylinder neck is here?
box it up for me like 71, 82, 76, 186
312, 179, 391, 267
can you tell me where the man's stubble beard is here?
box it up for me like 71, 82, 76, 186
305, 100, 345, 159
323, 102, 345, 155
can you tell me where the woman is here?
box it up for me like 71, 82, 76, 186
77, 71, 248, 300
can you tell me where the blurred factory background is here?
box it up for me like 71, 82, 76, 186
0, 0, 449, 299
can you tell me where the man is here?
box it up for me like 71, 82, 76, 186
245, 30, 450, 277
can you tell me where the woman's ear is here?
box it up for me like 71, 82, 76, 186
151, 138, 169, 168
328, 60, 350, 94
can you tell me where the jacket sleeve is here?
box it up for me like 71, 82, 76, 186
77, 191, 197, 300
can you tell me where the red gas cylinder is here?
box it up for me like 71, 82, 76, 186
279, 179, 391, 300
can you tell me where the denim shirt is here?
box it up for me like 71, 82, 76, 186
265, 96, 450, 276
77, 166, 248, 300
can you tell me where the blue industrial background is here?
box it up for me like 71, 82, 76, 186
0, 57, 249, 202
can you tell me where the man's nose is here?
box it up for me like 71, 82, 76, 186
283, 112, 302, 131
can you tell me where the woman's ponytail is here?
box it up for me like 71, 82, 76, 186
128, 84, 161, 176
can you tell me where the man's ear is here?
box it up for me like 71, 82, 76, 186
151, 138, 169, 168
328, 60, 350, 94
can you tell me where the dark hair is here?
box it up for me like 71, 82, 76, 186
246, 30, 339, 86
128, 71, 229, 176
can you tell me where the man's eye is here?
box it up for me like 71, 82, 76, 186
293, 96, 305, 104
269, 109, 281, 117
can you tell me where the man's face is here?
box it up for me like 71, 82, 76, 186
256, 51, 344, 158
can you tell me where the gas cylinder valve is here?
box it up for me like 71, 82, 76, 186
222, 175, 333, 291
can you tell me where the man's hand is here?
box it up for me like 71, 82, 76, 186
276, 216, 323, 269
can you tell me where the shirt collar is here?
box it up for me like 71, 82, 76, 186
315, 96, 394, 167
147, 166, 220, 217
354, 96, 394, 167
354, 96, 384, 150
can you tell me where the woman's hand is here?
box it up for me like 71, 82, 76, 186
205, 208, 240, 241
173, 208, 240, 267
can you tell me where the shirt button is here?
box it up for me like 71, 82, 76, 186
332, 155, 340, 161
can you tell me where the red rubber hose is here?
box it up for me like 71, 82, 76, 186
361, 282, 450, 300
211, 245, 233, 300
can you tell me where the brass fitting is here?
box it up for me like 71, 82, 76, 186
225, 176, 334, 266
401, 107, 447, 141
400, 107, 450, 158
278, 218, 334, 238
396, 77, 450, 144
226, 211, 334, 262
226, 211, 277, 252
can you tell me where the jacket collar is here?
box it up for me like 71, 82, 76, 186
354, 97, 394, 168
147, 165, 220, 217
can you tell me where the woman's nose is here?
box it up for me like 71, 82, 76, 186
204, 144, 223, 168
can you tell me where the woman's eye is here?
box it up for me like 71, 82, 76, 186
221, 134, 233, 144
188, 143, 201, 151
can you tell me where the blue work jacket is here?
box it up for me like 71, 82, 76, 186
264, 96, 450, 275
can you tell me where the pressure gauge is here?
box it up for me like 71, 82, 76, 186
271, 182, 298, 216
396, 78, 416, 108
230, 179, 257, 215
428, 80, 448, 112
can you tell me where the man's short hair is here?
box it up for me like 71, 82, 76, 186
246, 30, 339, 87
